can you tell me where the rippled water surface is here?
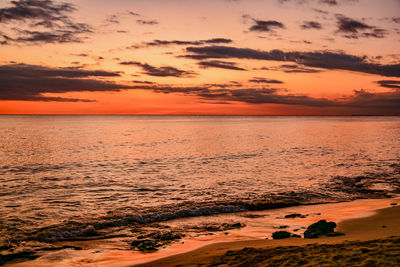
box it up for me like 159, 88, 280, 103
0, 115, 399, 244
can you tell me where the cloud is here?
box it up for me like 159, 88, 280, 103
197, 88, 336, 106
301, 21, 322, 29
0, 63, 133, 101
274, 64, 322, 73
139, 83, 399, 111
101, 10, 140, 27
3, 63, 398, 112
136, 19, 158, 25
105, 15, 120, 24
346, 89, 400, 110
183, 45, 400, 77
119, 61, 196, 77
248, 77, 284, 84
198, 60, 246, 71
132, 80, 155, 85
335, 15, 387, 39
129, 38, 232, 49
313, 8, 329, 14
0, 0, 92, 45
376, 80, 400, 89
143, 84, 399, 112
128, 11, 140, 16
319, 0, 337, 5
249, 19, 285, 33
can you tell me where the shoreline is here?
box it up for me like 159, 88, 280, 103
5, 197, 399, 267
135, 203, 400, 267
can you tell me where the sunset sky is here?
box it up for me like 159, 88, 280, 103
1, 0, 399, 115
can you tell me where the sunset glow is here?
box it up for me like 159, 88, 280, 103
1, 0, 399, 115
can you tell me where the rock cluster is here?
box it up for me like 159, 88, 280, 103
303, 220, 344, 238
131, 231, 184, 252
271, 231, 301, 239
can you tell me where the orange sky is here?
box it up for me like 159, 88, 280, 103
0, 0, 399, 115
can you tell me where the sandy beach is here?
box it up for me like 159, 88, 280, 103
5, 197, 399, 267
135, 202, 400, 267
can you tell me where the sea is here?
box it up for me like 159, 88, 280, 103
0, 115, 399, 259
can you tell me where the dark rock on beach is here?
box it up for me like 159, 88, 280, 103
131, 231, 184, 252
303, 220, 343, 238
131, 239, 160, 252
195, 222, 245, 232
272, 231, 291, 239
271, 231, 300, 239
285, 213, 306, 218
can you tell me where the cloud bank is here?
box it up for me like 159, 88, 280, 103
0, 0, 92, 45
183, 45, 400, 77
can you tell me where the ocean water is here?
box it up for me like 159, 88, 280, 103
0, 115, 399, 247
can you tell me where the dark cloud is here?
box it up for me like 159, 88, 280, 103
131, 38, 232, 49
102, 11, 140, 27
140, 83, 399, 112
198, 60, 246, 71
0, 0, 92, 45
346, 89, 400, 110
183, 45, 400, 77
335, 15, 387, 39
203, 82, 243, 88
313, 8, 329, 14
275, 64, 322, 73
136, 19, 158, 25
376, 80, 400, 89
198, 88, 335, 106
249, 19, 285, 33
0, 63, 132, 101
249, 77, 284, 84
205, 38, 233, 44
105, 15, 120, 24
147, 85, 399, 112
0, 63, 120, 77
2, 28, 91, 44
119, 61, 196, 77
132, 80, 155, 85
128, 11, 140, 16
3, 63, 398, 112
301, 21, 322, 29
319, 0, 337, 5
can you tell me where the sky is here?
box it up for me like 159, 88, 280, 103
0, 0, 399, 115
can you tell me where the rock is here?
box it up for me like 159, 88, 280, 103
131, 231, 184, 252
272, 231, 292, 239
221, 222, 244, 229
229, 222, 243, 228
390, 203, 397, 206
279, 225, 289, 229
303, 220, 340, 238
81, 225, 99, 237
291, 234, 301, 238
202, 223, 244, 232
272, 231, 301, 239
284, 213, 303, 218
131, 239, 159, 252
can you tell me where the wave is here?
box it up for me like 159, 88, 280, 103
2, 165, 400, 250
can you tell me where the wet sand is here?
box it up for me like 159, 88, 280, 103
135, 203, 400, 267
5, 198, 400, 267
